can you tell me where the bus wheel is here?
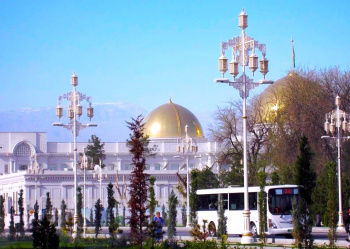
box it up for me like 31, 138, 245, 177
250, 222, 258, 237
208, 221, 216, 237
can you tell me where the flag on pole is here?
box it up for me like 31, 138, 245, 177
292, 38, 295, 70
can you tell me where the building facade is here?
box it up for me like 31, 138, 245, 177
0, 100, 218, 228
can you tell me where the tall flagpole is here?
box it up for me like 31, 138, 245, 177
291, 38, 295, 71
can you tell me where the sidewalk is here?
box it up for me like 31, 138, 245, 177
175, 226, 350, 248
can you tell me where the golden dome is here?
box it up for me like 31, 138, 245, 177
143, 99, 204, 138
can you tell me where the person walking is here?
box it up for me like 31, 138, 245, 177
344, 208, 350, 241
153, 211, 165, 243
316, 212, 321, 227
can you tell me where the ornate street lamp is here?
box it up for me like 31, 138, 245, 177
323, 95, 350, 228
176, 124, 197, 227
214, 9, 273, 244
93, 161, 106, 202
82, 147, 88, 238
53, 73, 97, 240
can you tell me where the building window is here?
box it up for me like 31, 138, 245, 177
124, 164, 131, 170
154, 164, 160, 170
62, 164, 68, 171
14, 143, 31, 156
19, 165, 27, 171
108, 164, 115, 170
50, 165, 57, 171
190, 164, 195, 169
170, 164, 179, 170
145, 164, 150, 170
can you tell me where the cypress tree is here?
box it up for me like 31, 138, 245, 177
18, 189, 25, 237
32, 201, 39, 232
326, 162, 338, 247
86, 135, 106, 169
77, 187, 83, 229
189, 169, 199, 225
9, 206, 16, 240
167, 190, 178, 240
217, 193, 227, 238
94, 199, 104, 238
54, 208, 58, 227
258, 171, 267, 243
149, 176, 157, 222
161, 204, 167, 226
60, 200, 67, 229
181, 204, 186, 227
126, 115, 150, 247
33, 215, 59, 249
45, 192, 53, 221
292, 136, 315, 248
90, 208, 94, 226
107, 182, 117, 239
0, 195, 4, 235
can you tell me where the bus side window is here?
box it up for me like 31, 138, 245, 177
249, 192, 257, 210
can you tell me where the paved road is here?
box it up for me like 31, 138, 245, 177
95, 226, 350, 248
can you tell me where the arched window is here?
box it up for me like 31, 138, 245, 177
14, 143, 31, 156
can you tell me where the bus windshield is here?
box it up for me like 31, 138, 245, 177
268, 187, 298, 215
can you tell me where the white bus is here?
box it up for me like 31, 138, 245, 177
196, 185, 298, 237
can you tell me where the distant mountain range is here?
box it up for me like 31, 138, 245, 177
0, 103, 214, 143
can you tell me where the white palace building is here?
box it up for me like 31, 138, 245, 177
0, 99, 218, 228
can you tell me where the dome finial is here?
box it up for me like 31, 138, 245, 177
169, 97, 172, 104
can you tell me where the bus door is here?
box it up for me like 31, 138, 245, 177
227, 193, 244, 234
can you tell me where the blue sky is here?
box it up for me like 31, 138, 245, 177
1, 0, 349, 115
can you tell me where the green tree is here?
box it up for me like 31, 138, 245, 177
161, 204, 167, 226
216, 193, 227, 238
189, 169, 199, 225
86, 135, 106, 169
197, 166, 220, 189
208, 100, 270, 186
32, 201, 39, 232
89, 208, 94, 226
148, 176, 158, 222
94, 199, 104, 238
294, 136, 316, 205
54, 208, 58, 227
312, 165, 329, 226
292, 136, 315, 248
271, 171, 280, 185
32, 215, 59, 249
18, 189, 25, 237
181, 204, 186, 227
77, 186, 83, 229
122, 206, 126, 226
292, 197, 313, 249
9, 206, 16, 240
107, 182, 118, 241
45, 192, 53, 221
326, 162, 338, 247
167, 190, 178, 240
60, 200, 67, 229
126, 115, 150, 247
0, 195, 5, 235
258, 171, 267, 243
189, 167, 220, 227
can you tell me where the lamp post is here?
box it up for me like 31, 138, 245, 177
94, 160, 105, 202
214, 9, 273, 244
176, 124, 197, 227
323, 95, 350, 228
53, 73, 97, 240
82, 147, 88, 238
